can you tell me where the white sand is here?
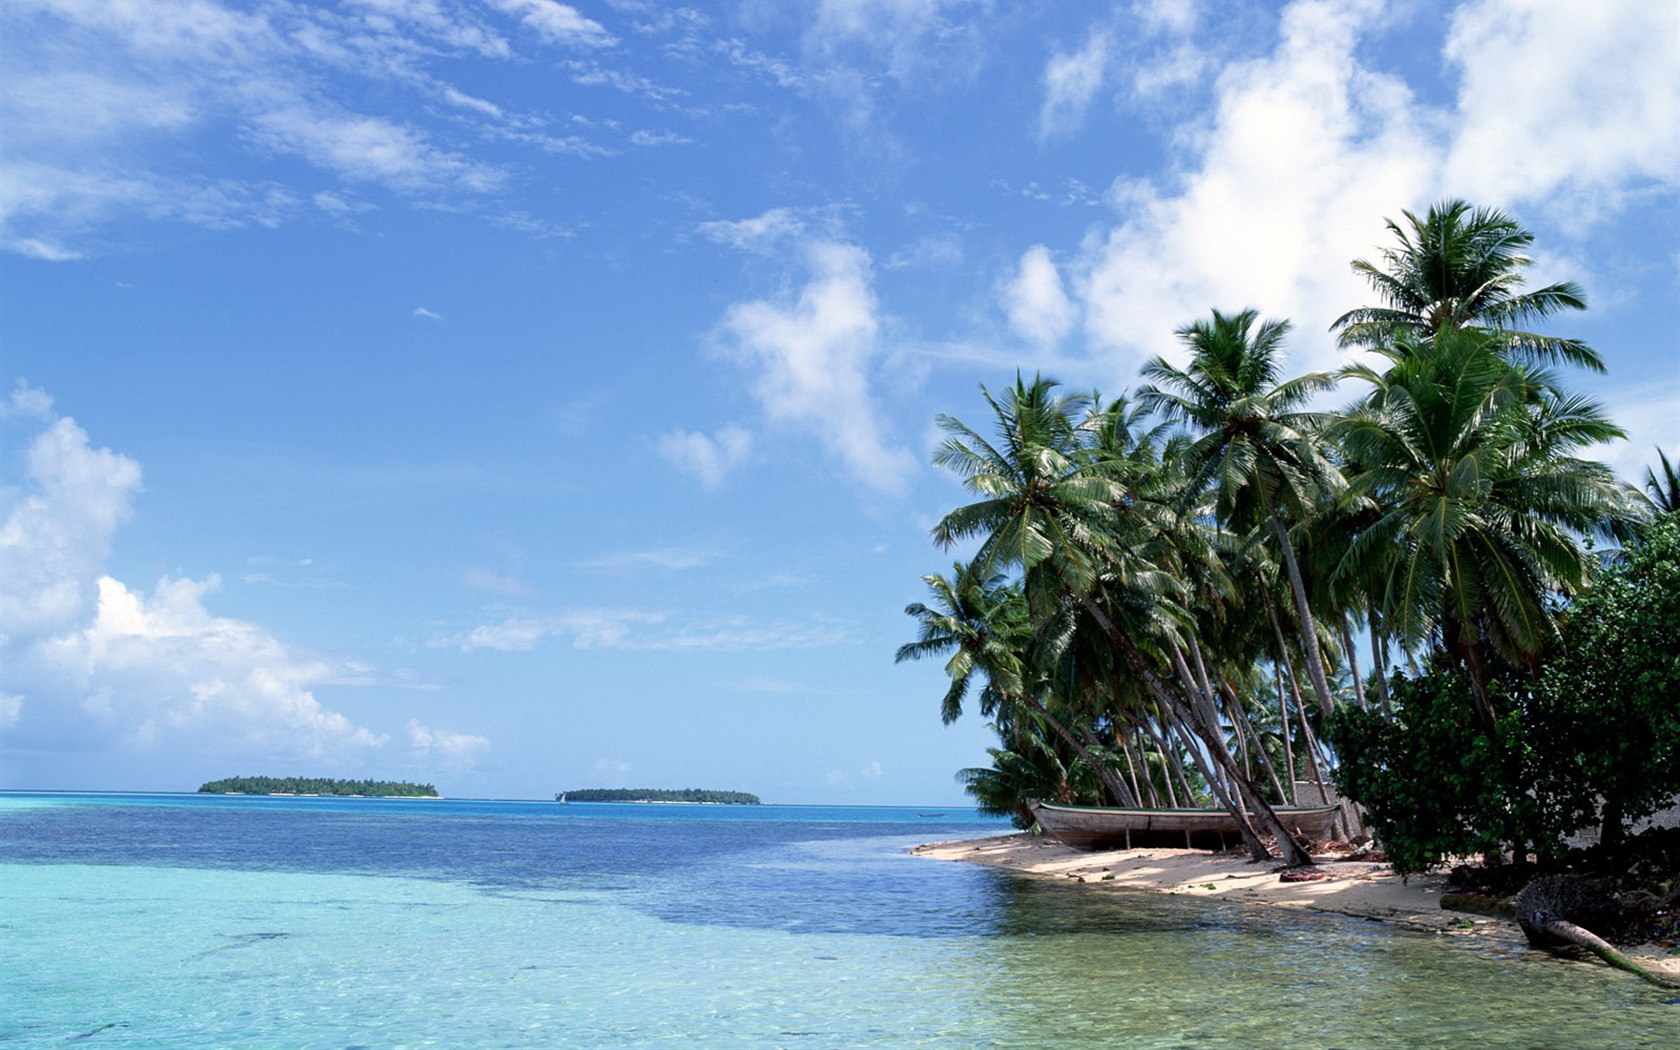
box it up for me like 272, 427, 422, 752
913, 833, 1680, 981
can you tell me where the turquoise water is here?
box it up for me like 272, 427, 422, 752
2, 793, 1673, 1047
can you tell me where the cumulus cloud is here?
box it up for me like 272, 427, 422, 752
1005, 245, 1077, 347
716, 240, 917, 493
659, 425, 752, 488
1055, 0, 1679, 382
0, 415, 142, 641
39, 574, 387, 758
1073, 0, 1445, 376
1443, 0, 1680, 208
0, 397, 484, 776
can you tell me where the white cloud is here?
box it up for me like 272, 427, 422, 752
414, 306, 443, 320
1135, 0, 1199, 36
407, 718, 490, 766
698, 207, 806, 252
1039, 30, 1110, 139
1062, 0, 1680, 383
659, 425, 752, 488
1074, 0, 1443, 377
39, 575, 386, 758
717, 240, 917, 492
487, 0, 616, 48
1, 379, 55, 420
0, 416, 142, 640
0, 400, 452, 772
1005, 245, 1077, 347
1444, 0, 1680, 209
245, 107, 505, 194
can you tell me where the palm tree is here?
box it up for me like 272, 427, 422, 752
929, 375, 1315, 864
1331, 327, 1634, 725
897, 559, 1140, 806
1138, 308, 1344, 719
1332, 198, 1602, 371
1645, 448, 1680, 514
896, 562, 1026, 726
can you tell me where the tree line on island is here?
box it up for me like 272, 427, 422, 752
900, 199, 1680, 891
199, 776, 439, 797
558, 788, 761, 804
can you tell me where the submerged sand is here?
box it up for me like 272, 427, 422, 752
913, 833, 1680, 982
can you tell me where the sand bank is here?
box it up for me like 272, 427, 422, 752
913, 833, 1680, 981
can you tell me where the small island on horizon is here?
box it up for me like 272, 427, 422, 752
199, 776, 440, 798
558, 788, 761, 805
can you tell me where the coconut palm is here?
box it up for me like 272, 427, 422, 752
930, 374, 1315, 864
1332, 199, 1602, 371
1138, 308, 1344, 719
1331, 327, 1634, 725
897, 559, 1140, 806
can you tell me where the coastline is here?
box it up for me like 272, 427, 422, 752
913, 833, 1680, 981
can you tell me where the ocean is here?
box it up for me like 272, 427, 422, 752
2, 792, 1672, 1048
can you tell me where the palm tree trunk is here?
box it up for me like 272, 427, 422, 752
1116, 724, 1145, 806
1223, 681, 1291, 806
1274, 666, 1297, 804
1140, 716, 1185, 807
1370, 616, 1393, 718
1080, 598, 1313, 866
1339, 618, 1367, 712
1264, 499, 1337, 718
1026, 695, 1140, 807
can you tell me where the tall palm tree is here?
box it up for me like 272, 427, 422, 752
1138, 308, 1344, 719
930, 375, 1315, 864
1332, 198, 1602, 371
1331, 327, 1634, 725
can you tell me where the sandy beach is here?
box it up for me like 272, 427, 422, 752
914, 833, 1680, 982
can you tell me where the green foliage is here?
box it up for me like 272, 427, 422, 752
558, 788, 761, 804
1532, 516, 1680, 842
1335, 522, 1680, 874
1334, 674, 1527, 876
198, 776, 438, 797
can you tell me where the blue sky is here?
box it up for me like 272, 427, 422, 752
2, 0, 1676, 803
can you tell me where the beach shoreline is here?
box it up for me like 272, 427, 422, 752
913, 833, 1680, 981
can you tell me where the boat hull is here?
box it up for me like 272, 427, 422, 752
1027, 800, 1341, 851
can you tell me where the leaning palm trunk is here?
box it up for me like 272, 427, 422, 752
1024, 694, 1140, 807
1082, 599, 1314, 866
1265, 500, 1337, 718
1222, 681, 1291, 806
1338, 619, 1367, 712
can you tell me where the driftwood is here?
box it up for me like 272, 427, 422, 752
1515, 875, 1678, 989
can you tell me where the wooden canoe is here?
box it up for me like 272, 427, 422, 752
1027, 799, 1342, 851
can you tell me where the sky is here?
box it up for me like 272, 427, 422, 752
2, 0, 1676, 804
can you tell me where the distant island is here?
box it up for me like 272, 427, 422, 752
199, 776, 439, 798
558, 788, 761, 805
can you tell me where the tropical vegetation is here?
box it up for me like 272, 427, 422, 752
199, 776, 439, 797
901, 198, 1672, 874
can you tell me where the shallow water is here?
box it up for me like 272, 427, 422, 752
1, 792, 1672, 1048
